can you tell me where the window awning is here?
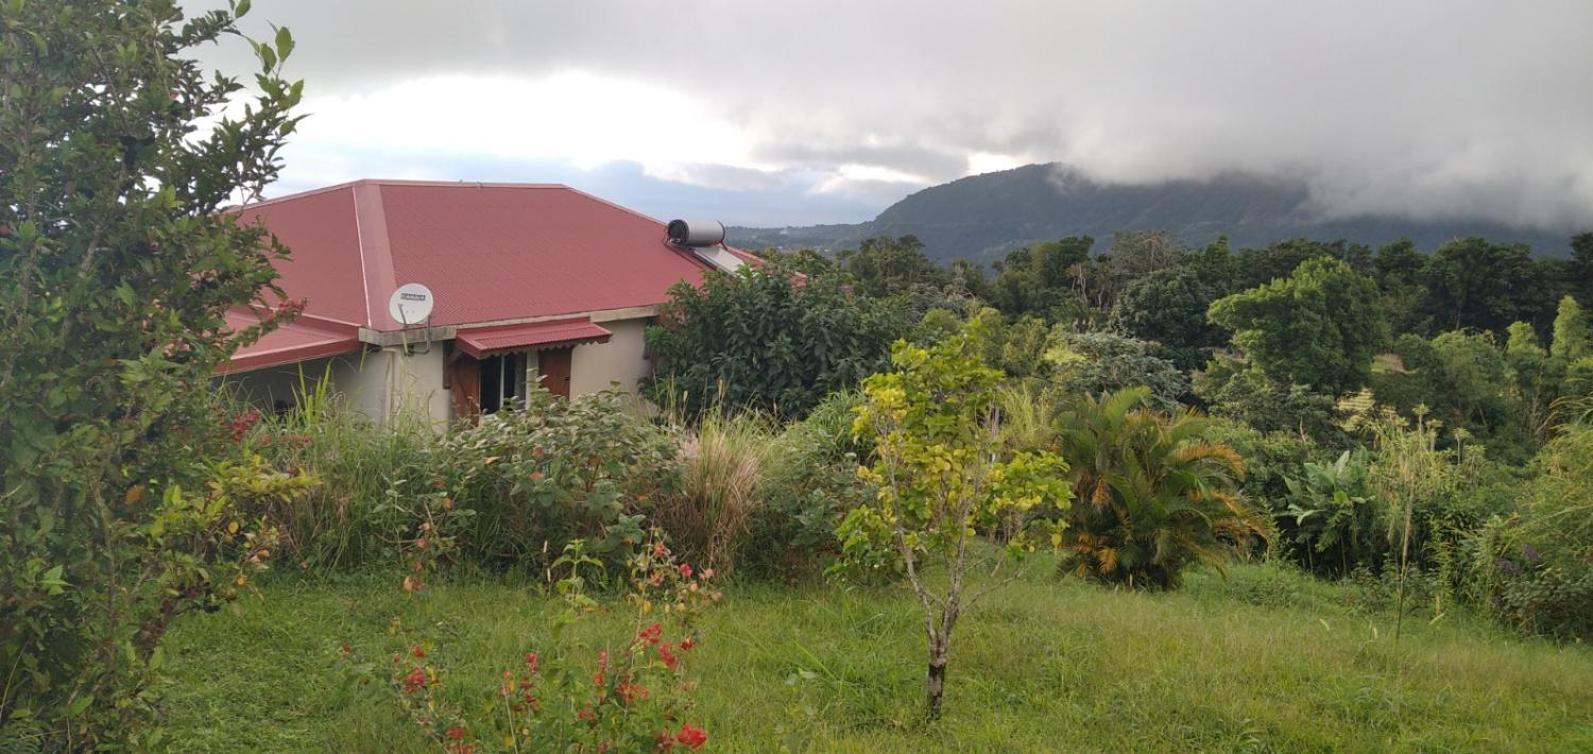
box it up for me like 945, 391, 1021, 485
221, 309, 362, 374
455, 317, 612, 358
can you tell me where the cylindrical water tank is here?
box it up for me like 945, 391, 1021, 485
666, 219, 726, 247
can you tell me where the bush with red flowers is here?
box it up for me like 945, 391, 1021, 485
350, 530, 718, 752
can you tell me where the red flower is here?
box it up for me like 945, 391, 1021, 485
577, 705, 597, 723
679, 637, 695, 652
402, 666, 427, 693
653, 542, 667, 557
675, 723, 708, 750
617, 681, 650, 703
409, 644, 427, 658
658, 643, 679, 672
445, 725, 467, 740
529, 470, 544, 482
524, 651, 540, 673
593, 649, 609, 687
678, 563, 693, 578
636, 622, 663, 645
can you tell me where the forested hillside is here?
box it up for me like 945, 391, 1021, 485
732, 164, 1581, 263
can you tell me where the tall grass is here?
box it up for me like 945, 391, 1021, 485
655, 410, 777, 576
244, 370, 436, 569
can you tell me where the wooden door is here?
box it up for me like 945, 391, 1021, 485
538, 348, 572, 398
448, 354, 482, 423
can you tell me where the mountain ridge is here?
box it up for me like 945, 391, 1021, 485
729, 163, 1580, 263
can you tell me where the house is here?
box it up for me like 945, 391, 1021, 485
221, 179, 753, 424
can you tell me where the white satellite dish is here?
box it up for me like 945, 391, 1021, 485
388, 282, 435, 326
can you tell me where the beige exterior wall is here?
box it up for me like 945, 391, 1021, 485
567, 316, 653, 396
351, 345, 450, 427
228, 315, 654, 428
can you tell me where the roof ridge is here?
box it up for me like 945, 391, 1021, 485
352, 182, 399, 329
238, 179, 580, 212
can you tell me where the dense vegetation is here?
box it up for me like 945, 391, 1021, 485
4, 2, 1591, 749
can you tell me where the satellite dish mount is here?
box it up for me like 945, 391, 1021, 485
388, 283, 436, 354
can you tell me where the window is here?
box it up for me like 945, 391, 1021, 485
479, 351, 528, 414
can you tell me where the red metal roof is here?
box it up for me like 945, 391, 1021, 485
455, 317, 613, 358
221, 310, 361, 373
233, 180, 748, 332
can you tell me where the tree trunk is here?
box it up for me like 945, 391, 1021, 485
925, 632, 950, 720
926, 656, 947, 719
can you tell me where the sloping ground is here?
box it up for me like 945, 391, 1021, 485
161, 562, 1592, 752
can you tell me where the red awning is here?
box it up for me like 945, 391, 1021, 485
455, 317, 612, 358
221, 309, 362, 373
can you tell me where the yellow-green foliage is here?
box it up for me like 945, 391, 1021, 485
841, 317, 1072, 569
839, 316, 1072, 717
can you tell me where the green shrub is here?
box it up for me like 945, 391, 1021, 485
645, 264, 908, 418
1275, 450, 1384, 578
1201, 419, 1317, 509
1194, 354, 1345, 443
743, 391, 874, 580
1473, 425, 1593, 639
0, 2, 301, 743
437, 387, 680, 574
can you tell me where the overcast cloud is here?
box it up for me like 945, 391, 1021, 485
191, 0, 1593, 229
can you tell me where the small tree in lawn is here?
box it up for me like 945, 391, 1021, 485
838, 317, 1071, 720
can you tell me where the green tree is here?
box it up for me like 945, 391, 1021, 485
1232, 238, 1331, 289
1107, 266, 1225, 370
1422, 237, 1547, 333
1194, 355, 1344, 442
1208, 257, 1387, 395
1373, 238, 1431, 334
1569, 233, 1593, 306
0, 0, 304, 744
839, 319, 1071, 719
985, 236, 1097, 322
1505, 322, 1558, 443
750, 247, 837, 277
1429, 331, 1521, 445
838, 235, 950, 299
1046, 330, 1189, 411
646, 264, 907, 418
1551, 296, 1590, 363
1103, 230, 1184, 287
1051, 387, 1269, 589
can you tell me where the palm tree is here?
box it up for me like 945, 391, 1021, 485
1053, 387, 1270, 589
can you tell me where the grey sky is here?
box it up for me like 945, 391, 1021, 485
195, 0, 1593, 228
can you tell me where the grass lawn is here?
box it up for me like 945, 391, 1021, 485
160, 561, 1593, 752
